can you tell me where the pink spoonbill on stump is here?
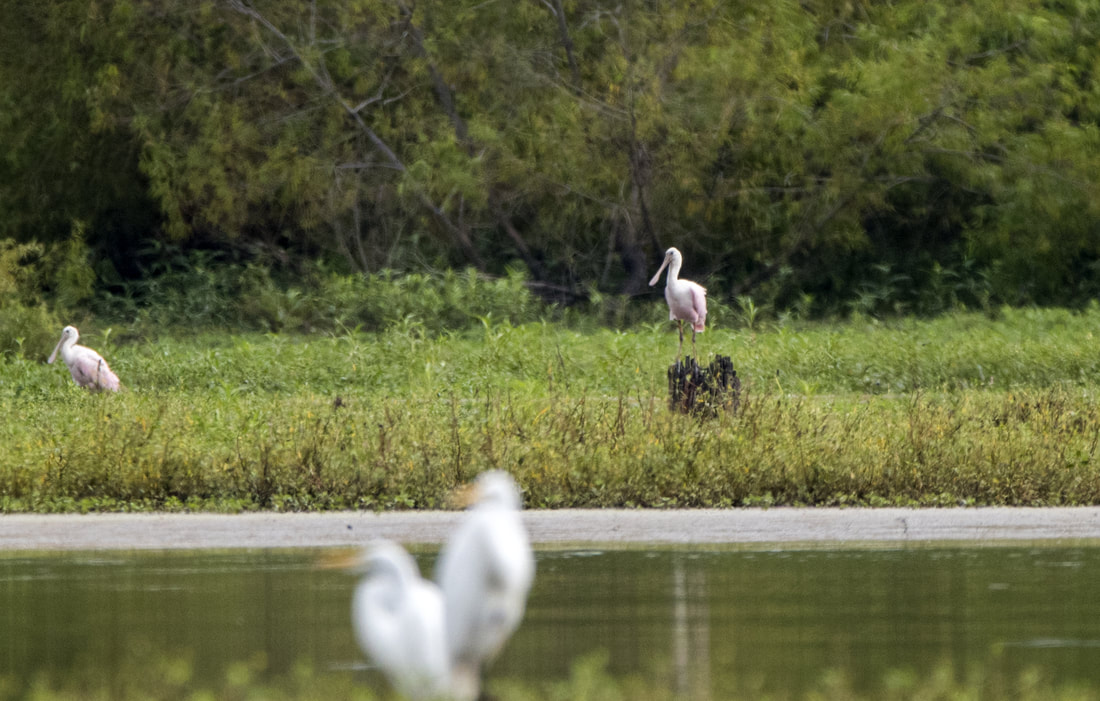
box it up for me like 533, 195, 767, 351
47, 325, 121, 392
649, 247, 707, 359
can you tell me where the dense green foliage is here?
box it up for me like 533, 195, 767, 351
2, 0, 1100, 311
6, 308, 1100, 512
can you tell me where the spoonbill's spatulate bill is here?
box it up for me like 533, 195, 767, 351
649, 247, 707, 359
435, 470, 535, 701
47, 325, 121, 392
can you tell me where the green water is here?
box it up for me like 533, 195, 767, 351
2, 546, 1100, 698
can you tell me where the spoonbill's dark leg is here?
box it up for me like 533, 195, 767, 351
677, 320, 685, 360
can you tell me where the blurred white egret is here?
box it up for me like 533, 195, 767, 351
339, 540, 453, 700
435, 470, 535, 701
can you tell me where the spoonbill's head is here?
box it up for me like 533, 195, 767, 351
648, 247, 683, 287
47, 326, 80, 365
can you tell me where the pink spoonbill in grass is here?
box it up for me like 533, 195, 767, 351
47, 325, 121, 392
649, 247, 707, 359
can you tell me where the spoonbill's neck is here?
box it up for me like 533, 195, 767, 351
667, 257, 682, 284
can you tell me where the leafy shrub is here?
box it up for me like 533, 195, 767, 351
99, 256, 545, 335
52, 221, 96, 310
0, 238, 61, 355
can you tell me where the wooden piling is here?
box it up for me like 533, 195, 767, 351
667, 355, 741, 416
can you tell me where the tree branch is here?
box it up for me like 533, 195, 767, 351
395, 3, 556, 278
733, 118, 927, 296
223, 0, 483, 268
398, 5, 471, 148
549, 0, 582, 91
732, 188, 860, 296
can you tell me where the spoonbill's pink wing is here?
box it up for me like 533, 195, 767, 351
70, 349, 121, 391
94, 361, 121, 391
690, 283, 707, 332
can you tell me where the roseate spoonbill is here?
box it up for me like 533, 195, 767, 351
649, 247, 707, 359
435, 470, 535, 701
47, 325, 121, 392
334, 541, 453, 700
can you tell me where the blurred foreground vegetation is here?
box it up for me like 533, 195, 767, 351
5, 650, 1100, 701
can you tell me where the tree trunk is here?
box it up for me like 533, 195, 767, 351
667, 355, 741, 416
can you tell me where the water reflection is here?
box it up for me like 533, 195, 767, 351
671, 554, 709, 700
3, 546, 1100, 698
501, 547, 1100, 697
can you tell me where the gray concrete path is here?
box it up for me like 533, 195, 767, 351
4, 507, 1100, 550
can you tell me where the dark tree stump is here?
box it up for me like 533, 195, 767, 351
667, 355, 741, 416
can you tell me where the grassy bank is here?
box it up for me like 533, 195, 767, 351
3, 308, 1100, 512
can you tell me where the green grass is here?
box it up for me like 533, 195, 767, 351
4, 307, 1100, 512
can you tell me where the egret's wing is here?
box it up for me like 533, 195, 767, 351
436, 516, 484, 654
397, 581, 451, 699
483, 511, 534, 593
441, 510, 534, 666
353, 578, 451, 701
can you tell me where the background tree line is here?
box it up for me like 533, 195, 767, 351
2, 0, 1100, 320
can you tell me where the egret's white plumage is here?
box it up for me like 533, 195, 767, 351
649, 247, 707, 358
47, 325, 121, 392
336, 473, 534, 701
435, 470, 535, 701
348, 541, 452, 700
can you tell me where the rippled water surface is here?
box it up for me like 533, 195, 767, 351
3, 545, 1100, 697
